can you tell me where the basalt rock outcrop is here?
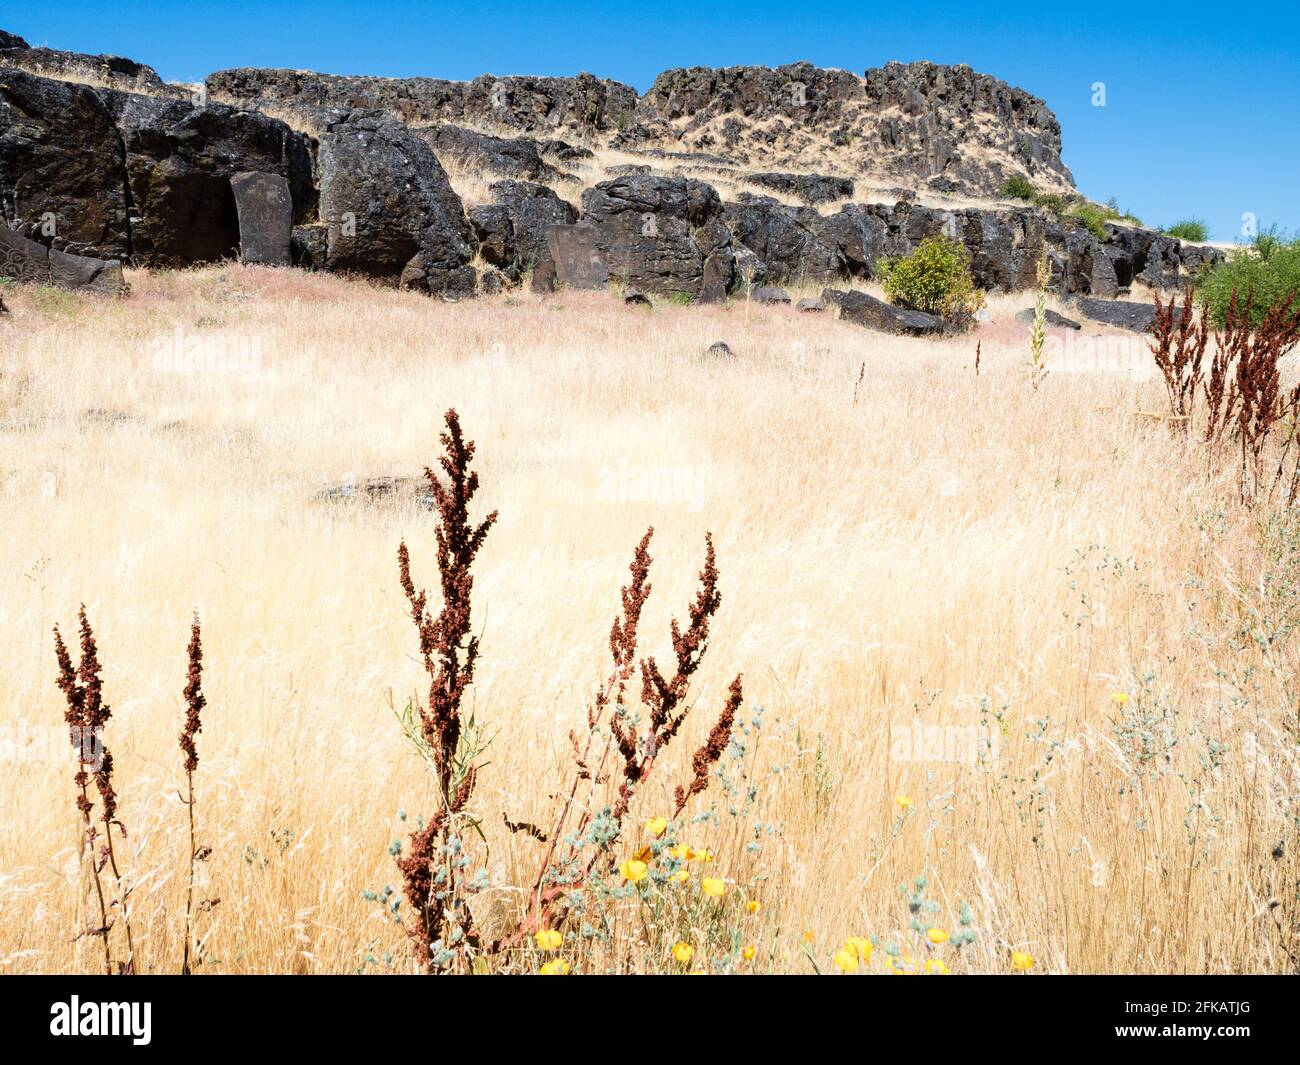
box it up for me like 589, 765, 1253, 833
0, 25, 1225, 306
208, 68, 640, 136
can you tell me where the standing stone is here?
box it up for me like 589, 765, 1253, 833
547, 223, 608, 289
230, 172, 293, 265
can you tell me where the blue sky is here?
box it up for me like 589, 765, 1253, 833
7, 1, 1298, 241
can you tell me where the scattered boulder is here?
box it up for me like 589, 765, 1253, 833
0, 30, 29, 49
750, 285, 791, 304
705, 341, 733, 358
1069, 296, 1157, 332
623, 287, 651, 305
1015, 306, 1081, 330
823, 287, 944, 336
316, 476, 434, 509
796, 297, 825, 312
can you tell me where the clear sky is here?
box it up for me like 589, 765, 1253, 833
6, 1, 1298, 241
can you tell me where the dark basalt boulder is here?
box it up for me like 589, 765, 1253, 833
478, 180, 578, 272
314, 109, 474, 296
291, 223, 328, 270
751, 285, 791, 304
823, 287, 944, 336
825, 203, 887, 277
743, 171, 854, 205
723, 194, 845, 285
1058, 228, 1119, 298
1014, 307, 1081, 330
536, 138, 595, 162
417, 124, 563, 183
579, 174, 734, 298
1069, 296, 1157, 332
0, 70, 131, 259
961, 208, 1046, 291
0, 30, 29, 49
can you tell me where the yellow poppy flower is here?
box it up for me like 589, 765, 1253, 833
668, 843, 694, 861
672, 942, 694, 964
742, 944, 756, 961
539, 959, 570, 975
645, 816, 668, 837
619, 858, 648, 883
1111, 692, 1130, 705
692, 848, 714, 863
534, 929, 563, 951
845, 936, 873, 961
632, 845, 654, 864
926, 928, 950, 944
700, 877, 726, 898
925, 958, 949, 975
1011, 951, 1035, 971
833, 948, 859, 972
895, 794, 914, 809
802, 929, 815, 943
671, 868, 689, 883
745, 900, 760, 914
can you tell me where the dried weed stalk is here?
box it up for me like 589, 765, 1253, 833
53, 607, 135, 974
394, 408, 498, 971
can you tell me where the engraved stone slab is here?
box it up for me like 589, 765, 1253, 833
230, 171, 293, 266
50, 247, 126, 295
546, 223, 607, 290
0, 225, 51, 284
1, 225, 125, 295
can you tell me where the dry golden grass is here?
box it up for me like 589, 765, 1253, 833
0, 265, 1296, 975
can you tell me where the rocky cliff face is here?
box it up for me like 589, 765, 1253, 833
208, 59, 1071, 199
622, 61, 1072, 197
0, 26, 1221, 304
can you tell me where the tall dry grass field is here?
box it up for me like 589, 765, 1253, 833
1, 265, 1296, 974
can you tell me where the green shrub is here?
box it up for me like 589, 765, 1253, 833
878, 235, 984, 320
1164, 219, 1209, 242
1064, 202, 1113, 240
1000, 174, 1036, 201
1198, 231, 1300, 327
